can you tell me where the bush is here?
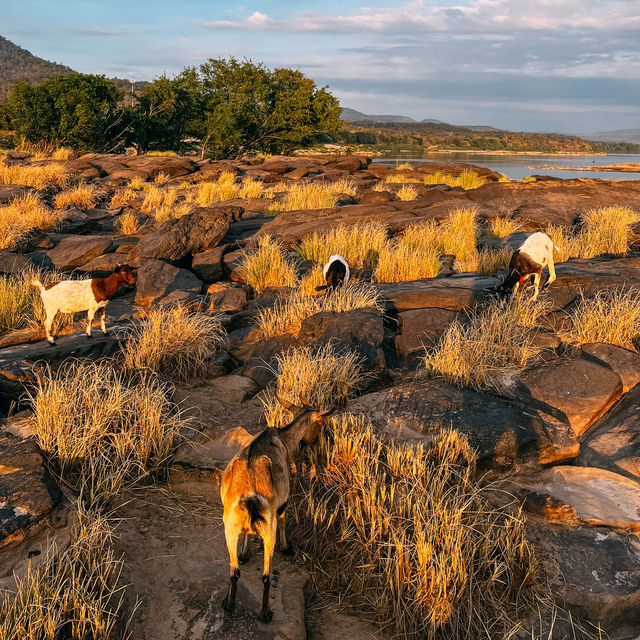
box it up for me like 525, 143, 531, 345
121, 305, 224, 381
290, 417, 548, 639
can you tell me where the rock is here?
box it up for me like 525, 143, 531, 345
0, 431, 62, 548
207, 282, 248, 313
312, 613, 386, 640
297, 309, 386, 372
359, 190, 398, 204
0, 185, 28, 205
0, 251, 32, 274
502, 352, 623, 437
519, 466, 640, 529
348, 379, 578, 471
579, 385, 640, 480
128, 205, 243, 264
376, 274, 501, 312
395, 308, 464, 364
529, 521, 640, 630
242, 334, 300, 388
76, 252, 130, 275
14, 228, 54, 252
580, 343, 640, 393
192, 246, 226, 282
134, 259, 202, 306
46, 235, 113, 270
222, 248, 246, 282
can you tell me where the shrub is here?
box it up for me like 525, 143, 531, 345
560, 289, 640, 351
0, 161, 70, 189
257, 284, 382, 339
121, 305, 224, 381
241, 235, 298, 293
262, 343, 366, 428
297, 222, 388, 269
30, 359, 183, 506
54, 183, 103, 209
0, 192, 64, 250
290, 417, 547, 640
422, 297, 540, 391
0, 508, 126, 640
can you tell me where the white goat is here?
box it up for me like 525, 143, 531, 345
31, 265, 136, 344
497, 232, 556, 300
315, 254, 350, 292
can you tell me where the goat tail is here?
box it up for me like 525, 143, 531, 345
239, 494, 269, 533
314, 285, 328, 292
31, 279, 45, 294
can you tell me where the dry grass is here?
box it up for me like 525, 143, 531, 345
262, 343, 366, 428
0, 267, 46, 334
423, 297, 542, 391
396, 185, 419, 201
114, 210, 141, 235
30, 359, 183, 506
422, 169, 487, 190
189, 172, 269, 206
54, 183, 103, 209
290, 417, 548, 640
121, 305, 224, 381
297, 222, 388, 269
154, 171, 170, 184
469, 246, 513, 276
268, 179, 356, 213
241, 235, 298, 293
396, 162, 413, 170
440, 206, 479, 260
560, 288, 640, 351
299, 264, 325, 296
0, 161, 70, 189
385, 173, 422, 184
257, 284, 382, 339
0, 507, 126, 640
487, 217, 523, 238
0, 192, 64, 250
127, 176, 147, 190
109, 188, 139, 209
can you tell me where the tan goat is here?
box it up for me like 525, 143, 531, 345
220, 397, 332, 622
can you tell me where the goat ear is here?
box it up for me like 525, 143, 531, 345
312, 408, 334, 422
276, 395, 298, 411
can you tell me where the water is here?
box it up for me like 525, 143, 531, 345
373, 151, 640, 181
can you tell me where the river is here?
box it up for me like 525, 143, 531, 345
373, 151, 640, 181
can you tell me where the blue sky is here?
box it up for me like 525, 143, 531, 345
4, 0, 640, 134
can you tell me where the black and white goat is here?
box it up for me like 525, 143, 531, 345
497, 232, 556, 301
32, 265, 137, 344
315, 254, 350, 292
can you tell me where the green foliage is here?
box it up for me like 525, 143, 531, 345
7, 73, 126, 151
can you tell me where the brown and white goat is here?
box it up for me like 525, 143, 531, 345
315, 254, 350, 292
497, 232, 556, 301
32, 265, 136, 344
220, 398, 332, 622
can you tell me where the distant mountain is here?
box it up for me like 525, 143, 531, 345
583, 130, 640, 145
340, 107, 416, 123
0, 35, 72, 100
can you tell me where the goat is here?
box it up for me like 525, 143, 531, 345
315, 254, 350, 292
220, 397, 333, 622
497, 232, 556, 301
31, 265, 136, 345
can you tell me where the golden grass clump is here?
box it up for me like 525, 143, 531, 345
122, 305, 225, 381
262, 342, 366, 428
153, 171, 170, 184
0, 161, 70, 189
297, 222, 388, 269
422, 169, 487, 190
0, 508, 126, 640
440, 206, 479, 260
257, 284, 383, 339
109, 188, 139, 209
51, 147, 74, 160
299, 264, 325, 296
560, 288, 640, 351
396, 184, 419, 201
385, 173, 422, 184
472, 246, 513, 276
140, 184, 167, 214
396, 161, 413, 170
269, 181, 340, 212
487, 216, 523, 238
53, 182, 103, 209
0, 193, 64, 250
423, 297, 541, 391
127, 176, 147, 190
0, 268, 44, 334
241, 235, 298, 293
30, 359, 183, 506
290, 417, 547, 640
114, 210, 141, 235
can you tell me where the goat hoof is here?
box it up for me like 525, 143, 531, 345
281, 544, 294, 557
222, 597, 235, 612
258, 608, 273, 623
238, 553, 250, 565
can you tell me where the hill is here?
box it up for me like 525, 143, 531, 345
340, 107, 416, 123
584, 130, 640, 145
0, 35, 72, 100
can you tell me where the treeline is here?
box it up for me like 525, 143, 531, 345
0, 58, 341, 159
333, 123, 640, 154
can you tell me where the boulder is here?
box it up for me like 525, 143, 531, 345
0, 430, 62, 548
76, 252, 130, 275
192, 245, 226, 282
0, 185, 28, 205
13, 228, 54, 253
134, 259, 203, 306
207, 282, 248, 313
46, 235, 113, 270
0, 251, 32, 274
519, 466, 640, 530
501, 352, 623, 437
128, 205, 243, 264
348, 379, 578, 471
580, 342, 640, 392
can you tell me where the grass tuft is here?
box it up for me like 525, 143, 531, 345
396, 185, 419, 201
114, 210, 141, 235
487, 217, 523, 238
422, 169, 487, 190
0, 161, 70, 189
0, 192, 65, 250
241, 235, 298, 293
54, 183, 103, 209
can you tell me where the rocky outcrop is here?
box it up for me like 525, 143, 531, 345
134, 259, 203, 306
46, 235, 113, 270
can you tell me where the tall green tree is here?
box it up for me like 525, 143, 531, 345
7, 73, 127, 151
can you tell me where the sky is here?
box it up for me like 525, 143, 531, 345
3, 0, 640, 134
